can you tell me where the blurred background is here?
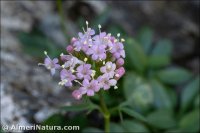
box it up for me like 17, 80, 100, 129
1, 0, 199, 132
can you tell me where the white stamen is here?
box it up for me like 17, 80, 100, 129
59, 79, 68, 86
60, 53, 64, 56
84, 58, 88, 62
74, 80, 83, 86
71, 69, 75, 73
98, 24, 101, 29
108, 33, 111, 36
44, 51, 47, 55
114, 86, 118, 89
62, 65, 65, 68
121, 38, 125, 42
117, 33, 120, 37
86, 21, 88, 25
98, 24, 101, 33
82, 27, 86, 33
91, 70, 96, 78
114, 39, 118, 43
103, 61, 105, 65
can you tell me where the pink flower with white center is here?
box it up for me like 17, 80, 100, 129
110, 42, 125, 59
100, 62, 116, 78
98, 76, 117, 90
63, 56, 83, 69
59, 69, 76, 87
74, 28, 94, 52
79, 79, 100, 96
87, 44, 106, 60
76, 64, 92, 80
38, 52, 60, 75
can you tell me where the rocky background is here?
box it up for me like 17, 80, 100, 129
1, 0, 199, 132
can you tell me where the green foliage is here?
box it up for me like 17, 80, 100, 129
110, 123, 124, 132
136, 27, 153, 54
18, 29, 64, 58
156, 67, 192, 85
121, 107, 147, 122
180, 76, 200, 111
121, 120, 149, 132
150, 80, 172, 109
146, 109, 176, 129
178, 109, 200, 132
125, 38, 147, 73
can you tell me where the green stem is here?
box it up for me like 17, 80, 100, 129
99, 91, 110, 133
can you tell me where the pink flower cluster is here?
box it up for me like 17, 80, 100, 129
39, 22, 125, 100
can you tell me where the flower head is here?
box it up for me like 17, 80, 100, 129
39, 21, 126, 100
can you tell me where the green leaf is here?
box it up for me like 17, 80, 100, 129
61, 102, 97, 112
110, 123, 124, 132
157, 67, 192, 85
123, 72, 153, 111
137, 27, 153, 54
18, 32, 63, 58
179, 109, 200, 132
40, 113, 68, 133
147, 109, 176, 129
121, 120, 149, 132
125, 38, 147, 73
123, 72, 142, 99
151, 39, 173, 56
150, 80, 172, 109
194, 94, 200, 108
166, 88, 177, 108
147, 55, 170, 68
121, 107, 147, 122
82, 128, 103, 133
181, 76, 200, 111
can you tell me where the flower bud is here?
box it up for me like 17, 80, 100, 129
116, 58, 124, 67
71, 37, 77, 44
66, 45, 74, 53
72, 90, 82, 100
115, 67, 125, 80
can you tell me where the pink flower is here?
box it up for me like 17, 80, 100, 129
100, 62, 116, 78
76, 64, 92, 80
98, 76, 117, 90
79, 79, 100, 96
